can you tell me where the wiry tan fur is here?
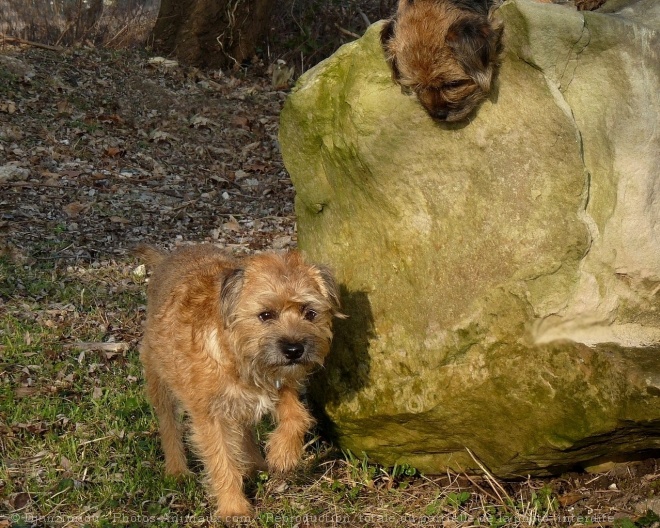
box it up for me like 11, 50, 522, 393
381, 0, 503, 122
134, 244, 343, 521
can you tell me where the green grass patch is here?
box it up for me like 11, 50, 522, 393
0, 255, 644, 527
0, 256, 184, 525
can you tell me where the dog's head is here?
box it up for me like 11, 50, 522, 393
220, 251, 344, 384
382, 0, 503, 122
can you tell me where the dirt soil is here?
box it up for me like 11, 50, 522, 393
0, 46, 295, 263
1, 46, 659, 528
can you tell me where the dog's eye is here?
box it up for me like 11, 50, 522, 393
258, 311, 277, 322
303, 309, 318, 322
444, 80, 470, 90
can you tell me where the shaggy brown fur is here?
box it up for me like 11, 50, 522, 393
134, 244, 343, 520
381, 0, 503, 122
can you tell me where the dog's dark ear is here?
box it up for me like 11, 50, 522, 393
314, 266, 347, 318
220, 268, 244, 325
446, 17, 502, 87
380, 19, 401, 81
381, 18, 395, 48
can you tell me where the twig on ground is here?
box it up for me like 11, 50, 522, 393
357, 7, 372, 27
0, 181, 65, 188
466, 447, 514, 506
0, 34, 63, 52
334, 24, 361, 39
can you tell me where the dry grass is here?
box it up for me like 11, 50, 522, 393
0, 0, 398, 70
1, 0, 159, 49
266, 0, 398, 73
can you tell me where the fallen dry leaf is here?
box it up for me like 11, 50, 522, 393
11, 491, 30, 510
63, 202, 89, 218
232, 115, 250, 128
60, 170, 83, 178
557, 492, 588, 507
244, 163, 269, 173
14, 386, 40, 398
60, 455, 72, 471
105, 146, 123, 157
223, 218, 241, 232
0, 101, 17, 114
272, 235, 292, 249
98, 114, 124, 124
56, 100, 74, 117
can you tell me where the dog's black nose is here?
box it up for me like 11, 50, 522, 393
281, 342, 305, 362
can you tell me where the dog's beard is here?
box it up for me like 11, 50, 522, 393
260, 337, 323, 370
232, 335, 327, 389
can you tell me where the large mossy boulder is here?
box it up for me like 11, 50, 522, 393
279, 0, 660, 476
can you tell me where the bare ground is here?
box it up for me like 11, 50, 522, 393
0, 46, 295, 263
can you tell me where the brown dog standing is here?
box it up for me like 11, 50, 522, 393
134, 244, 343, 520
381, 0, 504, 122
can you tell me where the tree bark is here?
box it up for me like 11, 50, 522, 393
151, 0, 274, 69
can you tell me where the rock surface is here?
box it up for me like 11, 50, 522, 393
279, 0, 660, 476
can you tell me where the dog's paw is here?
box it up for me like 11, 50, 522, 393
164, 460, 192, 478
266, 452, 299, 474
215, 500, 253, 524
265, 437, 302, 473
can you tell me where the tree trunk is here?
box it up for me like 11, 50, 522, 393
150, 0, 274, 69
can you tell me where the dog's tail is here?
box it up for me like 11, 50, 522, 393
132, 244, 166, 267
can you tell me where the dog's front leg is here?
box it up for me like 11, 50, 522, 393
266, 386, 314, 473
188, 412, 253, 520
